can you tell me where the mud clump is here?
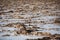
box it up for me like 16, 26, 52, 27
15, 23, 51, 36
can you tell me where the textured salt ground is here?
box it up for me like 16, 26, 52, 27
0, 35, 45, 40
0, 0, 60, 40
0, 17, 60, 40
0, 24, 60, 37
0, 31, 45, 40
0, 24, 60, 40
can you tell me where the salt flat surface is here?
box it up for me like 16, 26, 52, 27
0, 35, 44, 40
0, 0, 60, 40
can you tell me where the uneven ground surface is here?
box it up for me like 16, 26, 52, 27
0, 0, 60, 40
